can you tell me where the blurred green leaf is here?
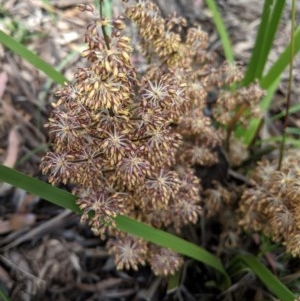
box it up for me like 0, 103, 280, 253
241, 11, 300, 146
0, 288, 10, 301
261, 24, 300, 89
17, 144, 49, 167
230, 254, 295, 301
258, 136, 300, 147
243, 0, 286, 85
167, 272, 181, 291
116, 215, 229, 287
286, 127, 300, 135
271, 103, 300, 121
204, 0, 234, 62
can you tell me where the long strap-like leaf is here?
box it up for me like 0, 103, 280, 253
0, 164, 230, 287
0, 30, 68, 85
204, 0, 234, 63
243, 0, 286, 85
229, 254, 295, 301
261, 25, 300, 89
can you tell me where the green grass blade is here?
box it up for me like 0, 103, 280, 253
116, 215, 229, 286
261, 25, 300, 89
17, 143, 49, 166
258, 136, 300, 147
0, 288, 11, 301
271, 103, 300, 121
0, 164, 230, 287
238, 12, 300, 146
0, 164, 80, 213
243, 0, 286, 85
204, 0, 234, 62
230, 254, 295, 301
243, 0, 274, 85
94, 0, 112, 34
255, 0, 286, 79
167, 272, 181, 291
240, 12, 299, 146
286, 127, 300, 135
0, 30, 68, 85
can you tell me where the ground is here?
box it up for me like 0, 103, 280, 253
0, 1, 300, 300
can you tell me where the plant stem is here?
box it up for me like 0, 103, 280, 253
278, 0, 295, 170
226, 104, 247, 150
99, 0, 110, 50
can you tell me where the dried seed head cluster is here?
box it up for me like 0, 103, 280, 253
41, 0, 263, 275
239, 150, 300, 257
40, 2, 202, 276
125, 1, 264, 169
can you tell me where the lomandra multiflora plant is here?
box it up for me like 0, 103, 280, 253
40, 0, 263, 275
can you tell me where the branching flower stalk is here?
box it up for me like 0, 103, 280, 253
41, 0, 264, 275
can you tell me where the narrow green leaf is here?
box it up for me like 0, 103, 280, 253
255, 0, 286, 79
204, 0, 234, 62
0, 288, 11, 301
0, 164, 230, 287
271, 103, 300, 121
261, 25, 300, 89
243, 0, 286, 85
17, 143, 49, 166
237, 12, 300, 146
0, 164, 80, 213
243, 0, 274, 85
115, 215, 229, 286
258, 136, 300, 147
94, 0, 112, 35
230, 254, 295, 301
286, 127, 300, 135
0, 30, 68, 85
167, 272, 181, 291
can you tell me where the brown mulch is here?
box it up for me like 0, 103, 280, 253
0, 1, 300, 300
